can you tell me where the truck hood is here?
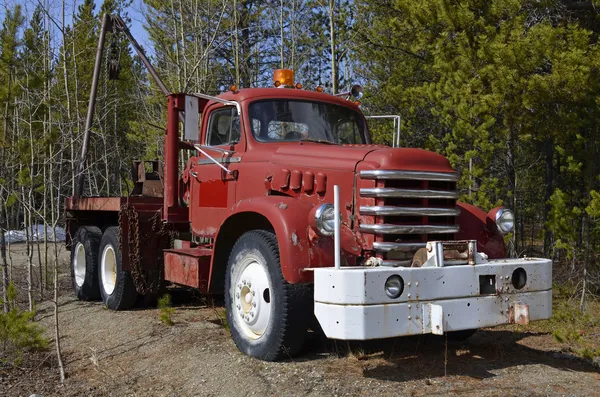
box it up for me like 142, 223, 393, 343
270, 143, 385, 171
361, 147, 455, 173
271, 143, 454, 173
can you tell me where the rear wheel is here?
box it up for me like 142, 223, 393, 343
98, 226, 138, 310
70, 226, 102, 301
225, 230, 310, 361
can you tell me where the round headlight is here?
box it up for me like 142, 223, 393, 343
384, 275, 404, 299
314, 204, 336, 236
495, 208, 515, 235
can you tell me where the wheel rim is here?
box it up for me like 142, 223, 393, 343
233, 257, 272, 340
101, 245, 117, 295
73, 242, 86, 287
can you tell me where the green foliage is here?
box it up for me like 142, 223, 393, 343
546, 189, 581, 259
5, 192, 17, 208
577, 347, 600, 360
356, 0, 600, 267
529, 295, 600, 358
586, 190, 600, 219
157, 294, 175, 326
0, 283, 48, 366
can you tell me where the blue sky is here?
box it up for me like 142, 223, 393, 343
0, 0, 153, 56
127, 0, 151, 53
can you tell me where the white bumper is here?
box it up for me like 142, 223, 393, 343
314, 258, 552, 340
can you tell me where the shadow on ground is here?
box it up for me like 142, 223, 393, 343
299, 329, 600, 383
71, 285, 600, 384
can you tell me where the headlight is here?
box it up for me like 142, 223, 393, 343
495, 208, 515, 234
384, 275, 404, 299
314, 204, 336, 236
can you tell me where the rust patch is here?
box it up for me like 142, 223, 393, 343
514, 302, 530, 325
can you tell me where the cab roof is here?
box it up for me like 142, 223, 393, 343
214, 87, 361, 109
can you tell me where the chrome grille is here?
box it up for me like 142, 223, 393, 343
359, 169, 460, 266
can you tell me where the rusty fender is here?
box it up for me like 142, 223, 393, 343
222, 196, 318, 284
455, 202, 506, 259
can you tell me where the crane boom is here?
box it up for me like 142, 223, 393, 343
75, 14, 170, 197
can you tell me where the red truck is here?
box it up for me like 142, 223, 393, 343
65, 15, 552, 361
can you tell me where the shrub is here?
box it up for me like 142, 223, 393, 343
0, 283, 48, 366
157, 294, 175, 326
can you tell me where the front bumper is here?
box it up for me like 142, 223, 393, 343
314, 258, 552, 340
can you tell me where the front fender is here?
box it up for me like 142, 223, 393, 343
228, 196, 315, 283
455, 202, 506, 259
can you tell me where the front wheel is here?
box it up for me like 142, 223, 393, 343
225, 230, 310, 361
98, 226, 138, 310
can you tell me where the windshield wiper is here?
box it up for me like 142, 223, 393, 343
300, 138, 337, 145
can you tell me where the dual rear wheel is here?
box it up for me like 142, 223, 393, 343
70, 226, 137, 310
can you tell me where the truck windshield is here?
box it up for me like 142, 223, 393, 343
249, 100, 366, 144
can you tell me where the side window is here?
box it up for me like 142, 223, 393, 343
206, 107, 240, 146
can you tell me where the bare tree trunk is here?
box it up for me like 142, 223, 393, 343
22, 173, 34, 312
1, 70, 10, 312
0, 195, 8, 313
580, 215, 589, 312
43, 161, 49, 291
280, 0, 284, 68
543, 138, 554, 257
328, 0, 337, 94
507, 127, 517, 257
178, 0, 187, 85
62, 0, 75, 196
49, 143, 66, 383
291, 0, 296, 71
233, 0, 240, 87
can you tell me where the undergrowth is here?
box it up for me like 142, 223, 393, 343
157, 294, 175, 326
0, 283, 48, 366
521, 283, 600, 361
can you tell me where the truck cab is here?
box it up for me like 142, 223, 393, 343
66, 69, 552, 362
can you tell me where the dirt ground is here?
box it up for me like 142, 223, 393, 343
1, 244, 599, 397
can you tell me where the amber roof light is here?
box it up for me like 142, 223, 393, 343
273, 69, 294, 87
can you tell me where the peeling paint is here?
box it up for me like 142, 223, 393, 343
279, 203, 288, 210
291, 232, 298, 246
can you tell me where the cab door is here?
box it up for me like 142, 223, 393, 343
189, 105, 243, 238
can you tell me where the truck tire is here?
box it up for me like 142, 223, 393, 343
225, 230, 310, 361
98, 226, 138, 310
70, 226, 102, 301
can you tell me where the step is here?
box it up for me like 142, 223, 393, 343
164, 247, 213, 291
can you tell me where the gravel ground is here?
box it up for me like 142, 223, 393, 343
1, 244, 599, 396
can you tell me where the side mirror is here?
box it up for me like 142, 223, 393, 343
184, 95, 199, 141
351, 85, 363, 99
